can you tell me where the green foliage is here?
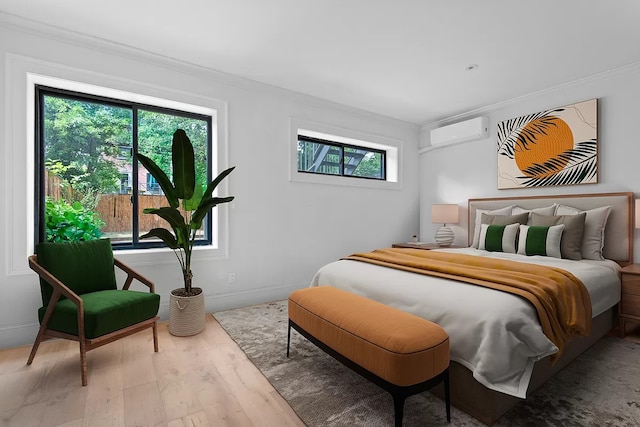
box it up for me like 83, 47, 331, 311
137, 110, 208, 189
137, 129, 234, 293
43, 95, 210, 201
352, 152, 382, 178
45, 160, 102, 211
45, 198, 105, 242
44, 95, 129, 196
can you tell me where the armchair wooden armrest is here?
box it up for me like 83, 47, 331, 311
114, 258, 155, 292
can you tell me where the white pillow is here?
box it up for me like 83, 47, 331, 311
555, 204, 611, 260
512, 204, 557, 224
478, 223, 519, 253
471, 205, 514, 248
517, 224, 564, 258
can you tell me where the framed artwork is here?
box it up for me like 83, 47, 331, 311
497, 99, 597, 189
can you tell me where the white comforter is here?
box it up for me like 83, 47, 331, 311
309, 248, 621, 398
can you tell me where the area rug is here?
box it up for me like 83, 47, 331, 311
214, 300, 640, 426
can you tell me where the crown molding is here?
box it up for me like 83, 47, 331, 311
0, 11, 417, 130
420, 60, 640, 131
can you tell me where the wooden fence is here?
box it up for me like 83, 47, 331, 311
97, 194, 182, 233
46, 172, 63, 200
45, 171, 185, 234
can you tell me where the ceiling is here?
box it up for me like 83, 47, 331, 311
2, 1, 640, 125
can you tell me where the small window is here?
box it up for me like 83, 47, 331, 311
118, 145, 131, 160
289, 118, 401, 189
297, 135, 385, 180
118, 173, 130, 194
145, 174, 161, 194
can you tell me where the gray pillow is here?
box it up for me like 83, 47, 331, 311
555, 205, 611, 261
471, 206, 515, 248
480, 212, 529, 227
530, 212, 586, 260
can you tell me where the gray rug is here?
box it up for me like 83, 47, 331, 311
214, 301, 640, 426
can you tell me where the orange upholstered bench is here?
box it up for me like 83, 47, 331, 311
287, 286, 450, 426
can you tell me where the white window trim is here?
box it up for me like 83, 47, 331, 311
5, 53, 230, 276
289, 117, 403, 190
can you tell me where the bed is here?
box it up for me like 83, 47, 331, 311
310, 192, 634, 424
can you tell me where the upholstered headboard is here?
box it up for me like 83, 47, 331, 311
468, 192, 634, 264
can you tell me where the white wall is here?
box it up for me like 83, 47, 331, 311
419, 64, 640, 256
0, 17, 420, 348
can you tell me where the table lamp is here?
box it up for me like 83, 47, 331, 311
432, 204, 459, 247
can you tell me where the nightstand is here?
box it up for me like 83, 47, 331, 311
619, 263, 640, 338
392, 242, 463, 250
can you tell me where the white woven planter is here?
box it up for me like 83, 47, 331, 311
168, 288, 205, 336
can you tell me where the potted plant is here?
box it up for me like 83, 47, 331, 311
136, 129, 234, 336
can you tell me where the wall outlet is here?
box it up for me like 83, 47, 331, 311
228, 272, 236, 284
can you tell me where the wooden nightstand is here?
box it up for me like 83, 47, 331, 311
619, 264, 640, 338
392, 242, 463, 250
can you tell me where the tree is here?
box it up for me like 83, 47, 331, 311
44, 95, 132, 207
44, 96, 211, 201
352, 152, 383, 178
137, 110, 209, 189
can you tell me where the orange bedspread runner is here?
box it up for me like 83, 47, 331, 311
343, 248, 592, 360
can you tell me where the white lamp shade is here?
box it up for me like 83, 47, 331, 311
636, 199, 640, 229
432, 204, 459, 225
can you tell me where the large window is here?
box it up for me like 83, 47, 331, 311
35, 86, 213, 249
297, 135, 386, 180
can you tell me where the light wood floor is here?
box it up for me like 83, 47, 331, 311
0, 315, 305, 427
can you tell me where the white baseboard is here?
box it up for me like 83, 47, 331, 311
0, 283, 308, 349
0, 321, 39, 350
206, 283, 306, 314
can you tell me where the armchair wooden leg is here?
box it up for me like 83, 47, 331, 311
26, 327, 47, 365
79, 340, 88, 386
152, 321, 159, 352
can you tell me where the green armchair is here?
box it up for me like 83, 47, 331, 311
27, 239, 160, 385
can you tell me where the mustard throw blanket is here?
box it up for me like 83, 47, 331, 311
344, 248, 592, 359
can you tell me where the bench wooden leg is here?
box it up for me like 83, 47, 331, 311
444, 369, 451, 422
392, 394, 406, 427
286, 320, 291, 358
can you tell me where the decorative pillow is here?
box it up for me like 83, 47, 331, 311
480, 212, 529, 227
512, 205, 557, 224
478, 223, 519, 253
530, 212, 586, 260
517, 224, 565, 258
473, 212, 528, 249
554, 204, 611, 260
470, 205, 515, 248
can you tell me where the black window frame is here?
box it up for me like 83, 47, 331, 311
297, 134, 386, 180
35, 85, 214, 250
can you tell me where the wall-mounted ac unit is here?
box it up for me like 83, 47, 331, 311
430, 116, 489, 147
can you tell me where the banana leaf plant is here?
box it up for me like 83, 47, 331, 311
136, 129, 234, 296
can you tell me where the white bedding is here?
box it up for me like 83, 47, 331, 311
309, 247, 621, 398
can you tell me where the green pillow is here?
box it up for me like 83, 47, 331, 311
531, 212, 586, 260
478, 223, 519, 253
517, 224, 565, 258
